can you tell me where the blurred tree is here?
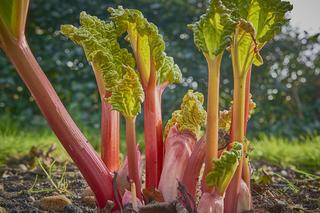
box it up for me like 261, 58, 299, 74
0, 0, 319, 138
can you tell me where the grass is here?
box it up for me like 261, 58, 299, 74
250, 135, 320, 172
0, 120, 144, 165
1, 120, 319, 172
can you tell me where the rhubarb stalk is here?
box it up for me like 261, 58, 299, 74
0, 2, 113, 208
204, 53, 223, 180
92, 65, 120, 172
125, 117, 142, 199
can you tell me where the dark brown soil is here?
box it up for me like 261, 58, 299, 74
0, 148, 319, 213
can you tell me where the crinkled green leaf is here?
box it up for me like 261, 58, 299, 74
232, 19, 262, 75
247, 0, 293, 45
108, 6, 181, 87
164, 90, 207, 139
158, 56, 182, 85
61, 12, 143, 118
61, 12, 135, 91
206, 142, 243, 194
0, 0, 28, 38
107, 65, 144, 118
222, 0, 292, 44
188, 0, 235, 59
223, 0, 292, 72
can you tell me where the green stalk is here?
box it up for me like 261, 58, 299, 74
125, 117, 142, 200
224, 28, 248, 213
203, 53, 223, 190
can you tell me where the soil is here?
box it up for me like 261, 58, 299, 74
0, 147, 319, 213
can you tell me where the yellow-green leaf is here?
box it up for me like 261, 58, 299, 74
108, 6, 181, 87
206, 142, 242, 194
164, 90, 207, 139
107, 65, 144, 118
188, 0, 235, 60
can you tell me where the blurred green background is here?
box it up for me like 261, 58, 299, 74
0, 0, 319, 140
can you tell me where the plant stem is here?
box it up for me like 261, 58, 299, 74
0, 27, 113, 207
92, 65, 120, 172
125, 117, 142, 199
224, 74, 246, 213
182, 135, 206, 203
203, 53, 223, 190
144, 60, 163, 189
242, 68, 252, 190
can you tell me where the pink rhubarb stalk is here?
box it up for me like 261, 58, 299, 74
0, 7, 113, 208
158, 126, 196, 202
182, 135, 206, 200
92, 65, 120, 172
125, 117, 142, 200
144, 61, 163, 189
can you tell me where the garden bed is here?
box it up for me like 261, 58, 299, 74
0, 146, 319, 213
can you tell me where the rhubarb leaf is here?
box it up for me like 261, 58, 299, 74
224, 0, 292, 73
164, 90, 207, 139
0, 0, 28, 38
61, 12, 135, 91
61, 12, 143, 118
108, 6, 181, 87
107, 65, 144, 118
158, 56, 182, 85
188, 0, 235, 60
206, 142, 242, 194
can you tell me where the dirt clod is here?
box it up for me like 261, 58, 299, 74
39, 195, 72, 211
82, 196, 96, 208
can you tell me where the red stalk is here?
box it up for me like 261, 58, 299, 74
92, 65, 120, 172
182, 135, 206, 201
242, 68, 252, 191
144, 61, 163, 189
0, 28, 113, 208
125, 117, 142, 200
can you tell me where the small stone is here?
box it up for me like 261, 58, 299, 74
280, 170, 288, 176
276, 200, 287, 206
18, 164, 28, 172
82, 196, 96, 208
39, 195, 72, 211
0, 207, 7, 213
27, 196, 35, 202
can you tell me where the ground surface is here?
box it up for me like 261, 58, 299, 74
0, 145, 319, 213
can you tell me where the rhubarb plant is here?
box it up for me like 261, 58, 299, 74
159, 90, 206, 202
108, 6, 182, 189
221, 1, 293, 212
188, 0, 235, 185
61, 12, 144, 200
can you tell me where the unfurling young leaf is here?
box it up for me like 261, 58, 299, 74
164, 90, 207, 139
206, 142, 243, 195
